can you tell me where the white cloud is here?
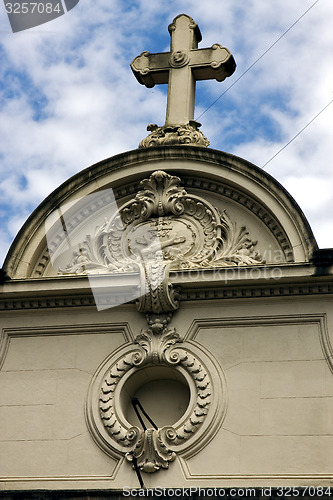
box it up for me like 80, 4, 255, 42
284, 175, 333, 211
1, 0, 333, 266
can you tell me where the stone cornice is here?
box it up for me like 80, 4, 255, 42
1, 264, 332, 311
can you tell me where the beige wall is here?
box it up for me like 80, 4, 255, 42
1, 294, 332, 489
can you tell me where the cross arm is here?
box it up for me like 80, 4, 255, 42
130, 13, 236, 145
131, 51, 170, 88
190, 44, 236, 82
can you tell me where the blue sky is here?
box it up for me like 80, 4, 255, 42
0, 0, 333, 266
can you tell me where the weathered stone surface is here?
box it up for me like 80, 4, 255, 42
0, 124, 332, 491
131, 14, 235, 146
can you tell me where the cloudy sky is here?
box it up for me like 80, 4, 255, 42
0, 0, 332, 266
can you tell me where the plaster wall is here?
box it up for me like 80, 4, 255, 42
1, 295, 332, 489
1, 148, 331, 491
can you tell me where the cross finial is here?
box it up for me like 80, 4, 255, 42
131, 14, 236, 148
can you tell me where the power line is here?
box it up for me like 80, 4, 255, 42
195, 0, 320, 121
262, 99, 333, 169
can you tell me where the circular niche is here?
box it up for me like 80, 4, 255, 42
86, 340, 227, 462
119, 366, 192, 429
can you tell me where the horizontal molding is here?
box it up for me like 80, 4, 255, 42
0, 476, 115, 482
0, 323, 133, 370
1, 281, 332, 311
184, 313, 333, 378
1, 473, 332, 482
180, 283, 333, 301
179, 458, 333, 481
0, 295, 96, 310
185, 313, 326, 338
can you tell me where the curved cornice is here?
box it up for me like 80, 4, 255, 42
3, 146, 318, 279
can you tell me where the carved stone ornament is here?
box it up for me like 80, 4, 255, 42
130, 14, 236, 147
80, 171, 262, 473
139, 122, 210, 148
62, 170, 264, 278
169, 50, 190, 68
85, 314, 227, 473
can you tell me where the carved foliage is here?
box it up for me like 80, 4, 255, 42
126, 428, 176, 473
211, 209, 265, 267
62, 170, 264, 277
136, 170, 186, 218
139, 123, 210, 148
99, 316, 212, 472
136, 262, 181, 314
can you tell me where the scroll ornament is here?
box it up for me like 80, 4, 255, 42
62, 170, 264, 278
139, 122, 210, 149
78, 171, 261, 473
99, 312, 213, 472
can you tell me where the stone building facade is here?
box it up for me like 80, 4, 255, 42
1, 13, 333, 500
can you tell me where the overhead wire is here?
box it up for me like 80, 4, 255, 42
261, 99, 333, 168
195, 0, 320, 121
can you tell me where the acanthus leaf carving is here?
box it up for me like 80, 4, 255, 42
136, 261, 181, 315
134, 314, 182, 366
126, 428, 176, 473
60, 216, 138, 275
138, 123, 210, 149
61, 171, 264, 280
69, 170, 262, 474
209, 209, 265, 267
98, 316, 215, 473
136, 170, 186, 218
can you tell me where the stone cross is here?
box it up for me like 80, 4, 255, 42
131, 14, 236, 128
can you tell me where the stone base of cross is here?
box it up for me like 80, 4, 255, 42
138, 121, 210, 149
131, 14, 236, 148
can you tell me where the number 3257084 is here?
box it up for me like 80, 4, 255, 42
5, 3, 62, 14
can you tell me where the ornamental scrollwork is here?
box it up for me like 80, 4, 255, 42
211, 209, 265, 267
138, 123, 210, 148
135, 169, 186, 218
126, 428, 176, 473
80, 170, 255, 473
99, 313, 213, 472
61, 170, 264, 323
61, 170, 264, 278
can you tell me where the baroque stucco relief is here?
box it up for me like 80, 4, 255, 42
2, 160, 331, 485
61, 170, 264, 277
86, 315, 227, 473
81, 171, 264, 473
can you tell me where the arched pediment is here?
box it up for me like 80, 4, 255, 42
3, 147, 318, 280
